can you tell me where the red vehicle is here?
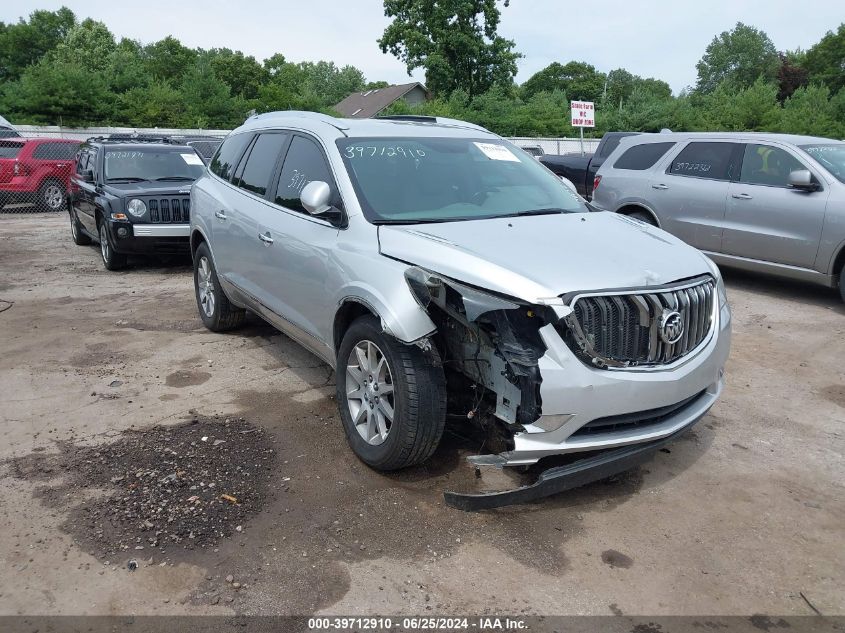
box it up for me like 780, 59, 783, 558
0, 137, 80, 212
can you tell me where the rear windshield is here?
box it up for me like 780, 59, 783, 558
337, 137, 587, 224
800, 144, 845, 184
0, 141, 23, 158
104, 148, 205, 182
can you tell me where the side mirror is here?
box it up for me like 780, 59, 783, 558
81, 169, 94, 183
300, 180, 332, 215
788, 169, 817, 191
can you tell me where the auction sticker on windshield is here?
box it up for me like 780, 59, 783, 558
180, 153, 204, 165
473, 142, 520, 162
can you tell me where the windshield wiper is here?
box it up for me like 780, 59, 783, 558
154, 176, 195, 181
374, 218, 458, 225
107, 177, 148, 183
512, 208, 570, 217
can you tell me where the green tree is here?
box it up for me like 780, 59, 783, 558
803, 24, 845, 93
50, 18, 116, 72
116, 80, 185, 127
2, 59, 112, 125
179, 59, 241, 128
379, 0, 521, 97
144, 36, 197, 85
204, 48, 269, 99
775, 84, 843, 137
0, 7, 76, 81
695, 22, 779, 93
296, 61, 366, 106
521, 61, 605, 101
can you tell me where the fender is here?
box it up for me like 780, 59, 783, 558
335, 280, 436, 345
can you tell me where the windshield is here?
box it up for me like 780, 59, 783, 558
337, 137, 587, 223
104, 149, 205, 182
800, 144, 845, 183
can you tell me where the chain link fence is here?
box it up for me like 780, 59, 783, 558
1, 125, 595, 214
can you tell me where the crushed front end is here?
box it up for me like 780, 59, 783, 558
403, 267, 732, 510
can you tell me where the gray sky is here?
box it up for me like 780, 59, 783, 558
4, 0, 841, 93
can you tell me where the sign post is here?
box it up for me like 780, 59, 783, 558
570, 101, 595, 156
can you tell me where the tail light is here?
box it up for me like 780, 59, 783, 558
13, 161, 28, 177
593, 175, 602, 192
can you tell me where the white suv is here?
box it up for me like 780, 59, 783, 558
189, 112, 731, 509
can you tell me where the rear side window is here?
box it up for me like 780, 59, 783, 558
236, 133, 288, 196
613, 142, 675, 170
33, 142, 79, 160
209, 133, 252, 181
274, 136, 338, 214
669, 142, 738, 180
0, 141, 23, 158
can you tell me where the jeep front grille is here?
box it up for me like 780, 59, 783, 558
562, 276, 716, 368
148, 198, 190, 223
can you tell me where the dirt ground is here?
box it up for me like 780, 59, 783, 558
0, 212, 842, 617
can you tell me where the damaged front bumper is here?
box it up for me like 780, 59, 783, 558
444, 412, 707, 511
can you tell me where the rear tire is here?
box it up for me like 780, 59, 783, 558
98, 219, 127, 271
838, 263, 845, 303
627, 209, 658, 226
69, 208, 91, 245
39, 179, 66, 213
193, 242, 245, 331
336, 315, 446, 471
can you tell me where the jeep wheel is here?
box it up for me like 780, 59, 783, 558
39, 180, 66, 213
69, 208, 91, 245
193, 242, 245, 331
337, 315, 446, 471
99, 221, 126, 270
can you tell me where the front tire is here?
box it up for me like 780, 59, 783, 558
69, 208, 91, 245
98, 220, 126, 270
39, 179, 66, 213
193, 242, 245, 331
336, 315, 446, 471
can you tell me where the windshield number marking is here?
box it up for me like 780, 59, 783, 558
344, 146, 425, 160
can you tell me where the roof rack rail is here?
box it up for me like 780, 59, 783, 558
246, 110, 349, 131
86, 134, 186, 145
373, 115, 438, 123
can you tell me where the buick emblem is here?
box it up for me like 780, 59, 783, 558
659, 309, 684, 344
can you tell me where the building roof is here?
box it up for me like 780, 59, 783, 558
333, 82, 428, 119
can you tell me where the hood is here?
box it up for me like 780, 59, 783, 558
103, 181, 194, 198
378, 212, 711, 302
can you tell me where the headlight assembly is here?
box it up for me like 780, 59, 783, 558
126, 198, 147, 218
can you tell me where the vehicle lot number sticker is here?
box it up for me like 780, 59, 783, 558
180, 153, 204, 165
473, 142, 520, 162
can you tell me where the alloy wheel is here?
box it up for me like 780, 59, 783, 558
345, 340, 395, 446
197, 256, 216, 318
99, 223, 109, 263
44, 184, 63, 211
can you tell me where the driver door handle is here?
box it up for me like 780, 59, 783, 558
651, 183, 669, 190
732, 193, 753, 200
258, 231, 274, 245
214, 210, 227, 220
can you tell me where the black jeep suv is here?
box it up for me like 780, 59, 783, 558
68, 136, 205, 270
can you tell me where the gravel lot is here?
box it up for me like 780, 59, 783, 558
0, 212, 843, 617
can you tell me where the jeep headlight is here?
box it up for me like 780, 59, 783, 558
126, 198, 147, 218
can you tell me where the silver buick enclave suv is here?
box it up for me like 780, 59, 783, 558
190, 112, 731, 508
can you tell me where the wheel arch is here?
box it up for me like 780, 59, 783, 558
616, 203, 661, 227
831, 240, 845, 280
332, 288, 436, 353
190, 227, 209, 258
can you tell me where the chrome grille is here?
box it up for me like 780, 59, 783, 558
564, 277, 716, 368
148, 197, 190, 223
